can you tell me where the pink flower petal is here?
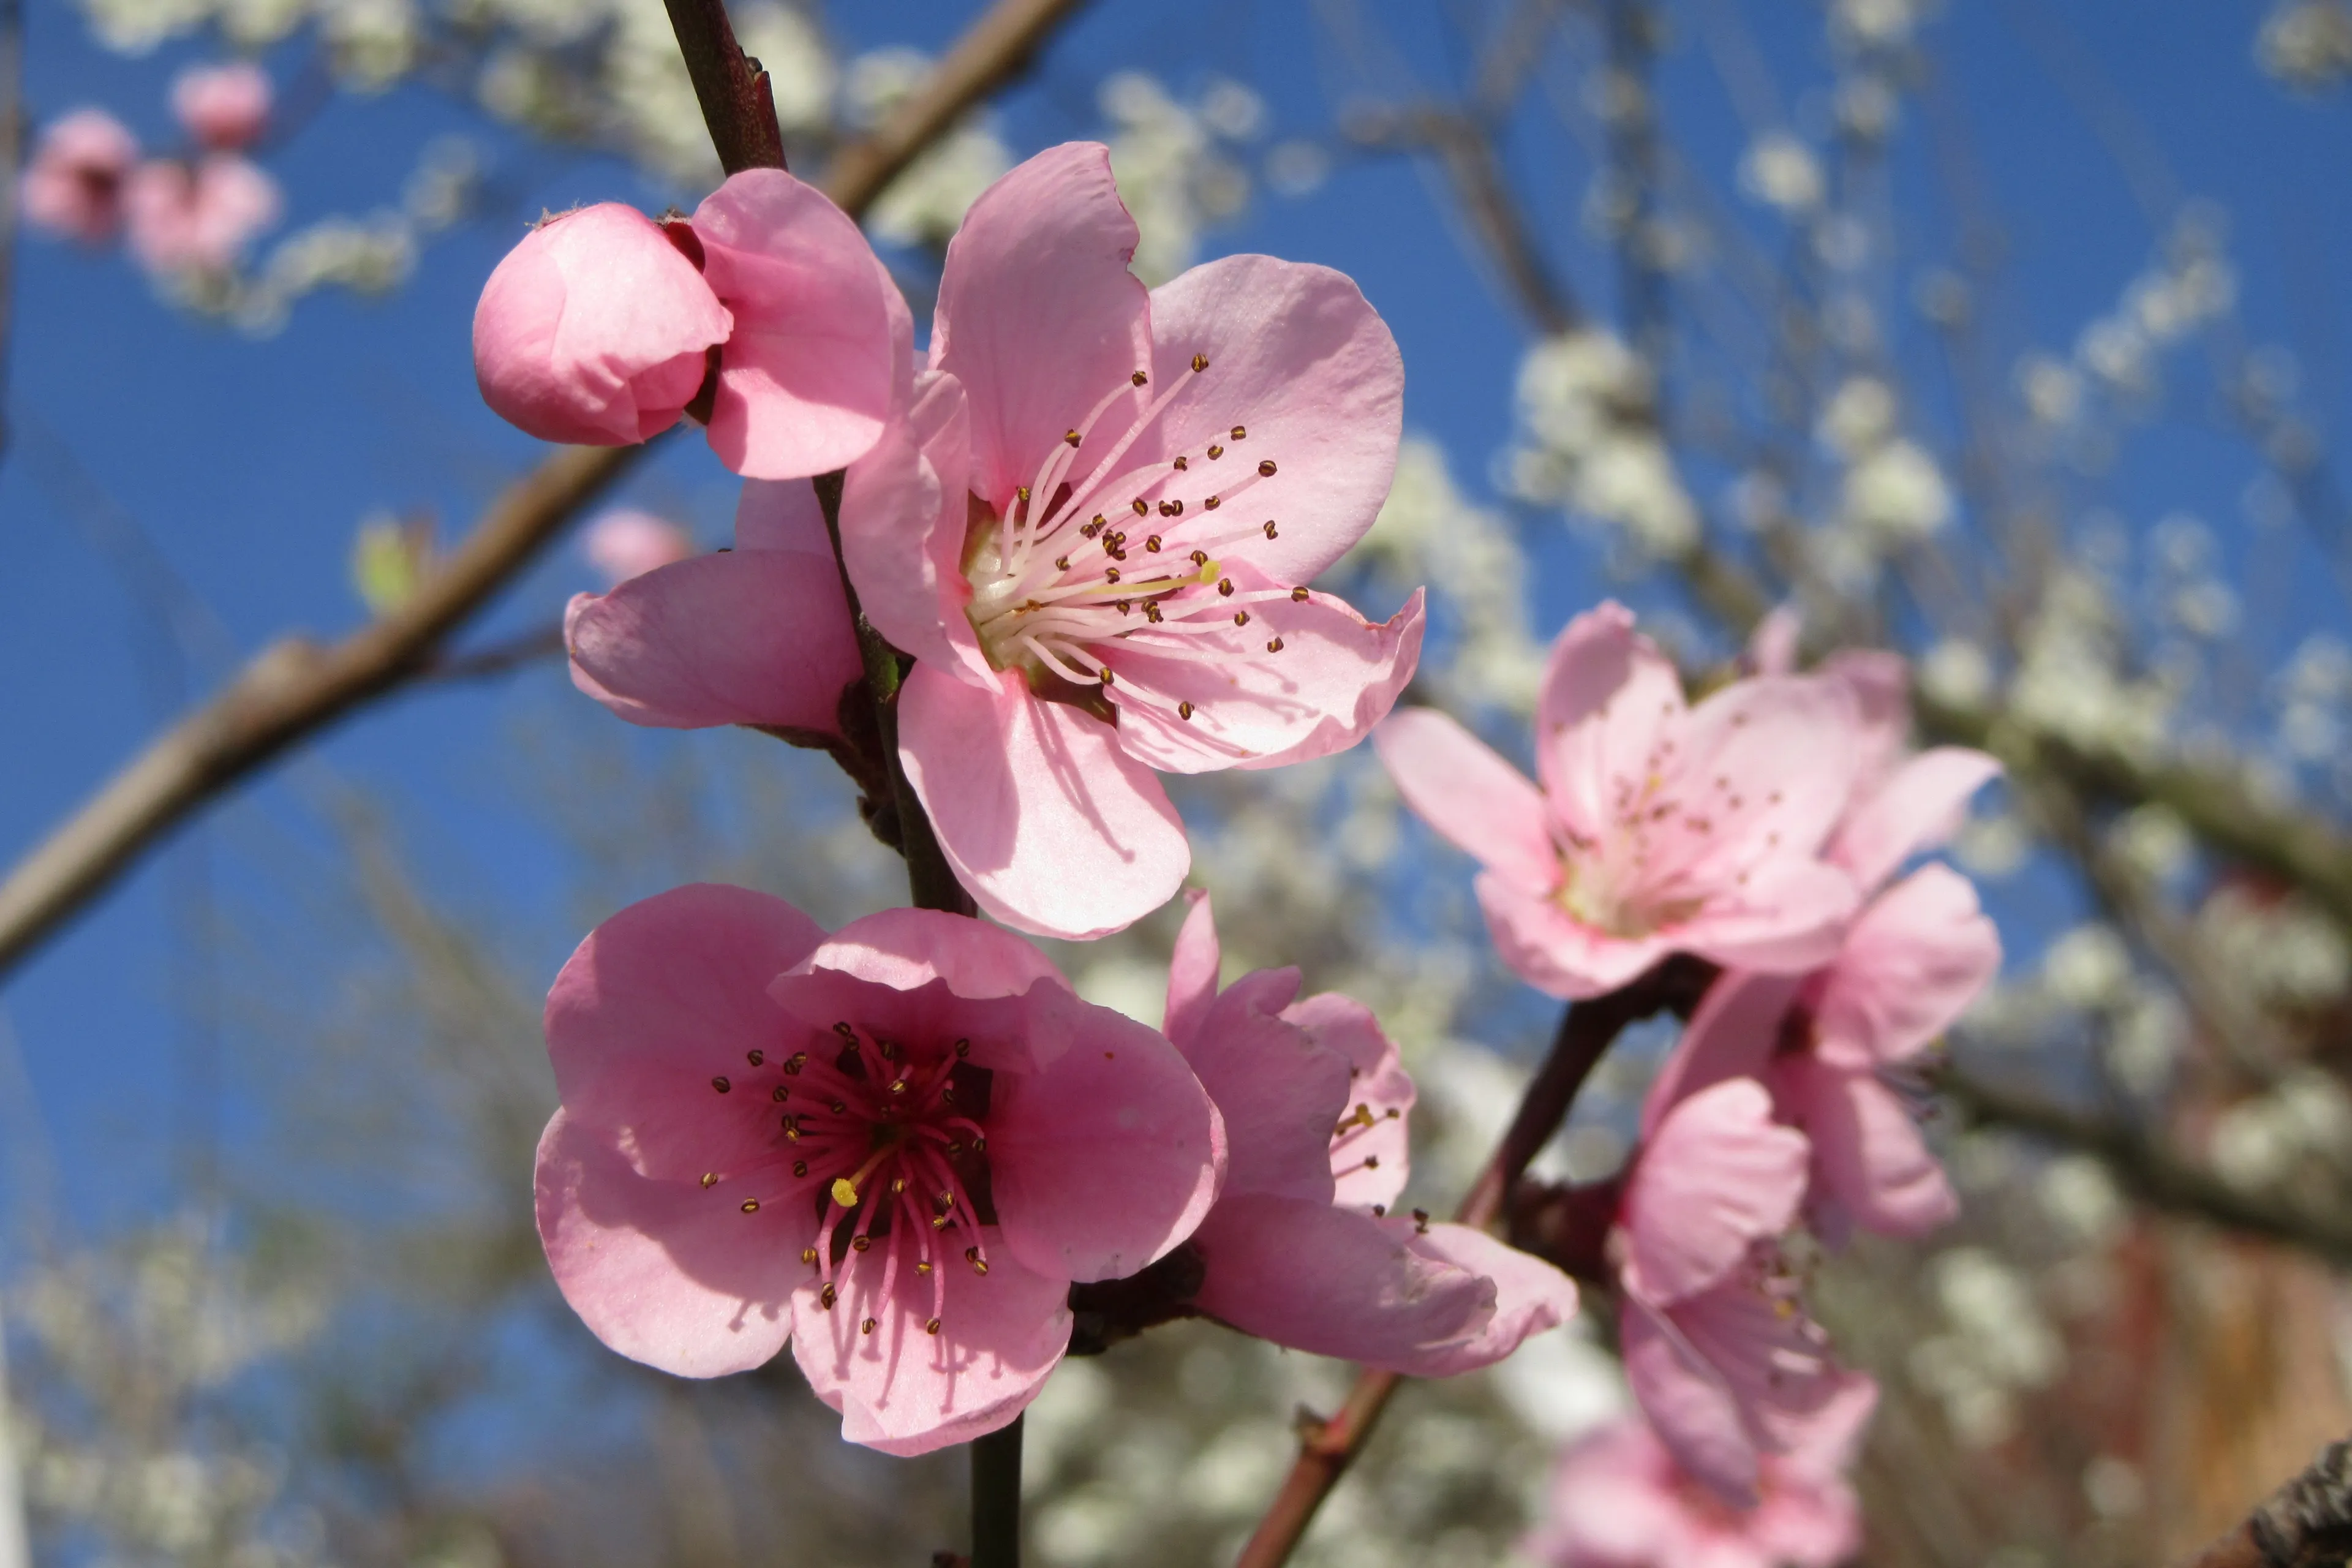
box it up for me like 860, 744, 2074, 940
1675, 857, 1862, 977
543, 882, 828, 1180
733, 477, 834, 556
1823, 647, 1912, 799
987, 989, 1226, 1283
1104, 581, 1425, 776
564, 549, 861, 735
1619, 1294, 1762, 1509
1621, 1079, 1809, 1305
1376, 706, 1556, 897
1392, 1221, 1579, 1375
1162, 888, 1223, 1050
691, 169, 895, 478
1747, 603, 1803, 676
1829, 746, 2002, 893
472, 203, 731, 447
535, 1109, 804, 1378
1780, 1055, 1957, 1240
789, 1224, 1072, 1457
1284, 990, 1414, 1210
1130, 254, 1404, 586
1476, 871, 1673, 999
1650, 1281, 1874, 1504
21, 110, 138, 244
172, 61, 271, 151
1814, 864, 1999, 1069
1639, 673, 1858, 895
839, 369, 992, 678
1189, 1194, 1497, 1370
897, 662, 1190, 940
932, 142, 1153, 506
1175, 969, 1349, 1206
1642, 970, 1805, 1139
1534, 603, 1686, 840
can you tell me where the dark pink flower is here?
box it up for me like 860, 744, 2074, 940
1525, 1401, 1869, 1568
1164, 893, 1577, 1371
1612, 1076, 1876, 1508
172, 61, 271, 151
534, 884, 1225, 1454
123, 154, 281, 274
835, 142, 1424, 938
472, 170, 895, 479
1378, 603, 1863, 999
20, 109, 138, 244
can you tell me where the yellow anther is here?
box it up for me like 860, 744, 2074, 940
831, 1177, 860, 1208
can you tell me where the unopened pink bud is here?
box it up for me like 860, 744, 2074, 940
172, 61, 272, 152
583, 509, 694, 585
472, 204, 734, 448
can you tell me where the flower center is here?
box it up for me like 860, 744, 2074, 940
701, 1023, 994, 1340
959, 356, 1304, 740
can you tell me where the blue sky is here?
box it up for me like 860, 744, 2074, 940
2, 0, 2346, 1234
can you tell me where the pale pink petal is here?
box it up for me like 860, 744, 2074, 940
733, 478, 834, 556
932, 142, 1152, 505
1675, 858, 1861, 977
564, 549, 860, 735
1529, 1419, 1708, 1568
839, 369, 992, 677
1620, 1295, 1761, 1508
1781, 1056, 1957, 1239
1285, 991, 1414, 1209
1477, 872, 1673, 999
1393, 1221, 1578, 1374
1636, 673, 1858, 895
1128, 254, 1404, 585
804, 905, 1069, 1004
987, 991, 1225, 1283
1189, 1195, 1497, 1370
1822, 648, 1912, 797
535, 1109, 803, 1378
21, 110, 138, 244
1670, 1283, 1872, 1486
898, 662, 1190, 940
691, 168, 895, 478
1162, 888, 1223, 1050
543, 882, 827, 1178
1376, 707, 1556, 897
1814, 864, 1999, 1069
472, 203, 731, 447
1747, 604, 1803, 676
1749, 1469, 1866, 1568
1104, 582, 1425, 775
1177, 974, 1348, 1205
1830, 746, 2002, 892
1771, 1371, 1879, 1481
1642, 970, 1805, 1137
582, 509, 693, 585
789, 1224, 1071, 1457
1621, 1079, 1809, 1305
1534, 603, 1687, 840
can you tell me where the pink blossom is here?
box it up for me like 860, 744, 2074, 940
582, 508, 695, 586
172, 61, 271, 151
123, 155, 281, 274
1163, 892, 1577, 1371
1378, 603, 1863, 999
533, 884, 1225, 1455
833, 141, 1424, 938
472, 170, 895, 479
1613, 1076, 1877, 1507
565, 479, 863, 740
1649, 652, 2002, 1242
1525, 1404, 1869, 1568
21, 110, 140, 244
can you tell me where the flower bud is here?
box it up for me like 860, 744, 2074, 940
20, 109, 138, 244
173, 62, 273, 152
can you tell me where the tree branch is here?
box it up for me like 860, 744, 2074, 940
662, 0, 786, 175
1232, 958, 1714, 1568
1940, 1069, 2352, 1270
0, 0, 1095, 980
2168, 1438, 2352, 1568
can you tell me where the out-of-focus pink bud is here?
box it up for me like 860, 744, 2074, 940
173, 61, 272, 151
21, 109, 140, 244
582, 509, 694, 585
472, 204, 734, 448
123, 155, 282, 274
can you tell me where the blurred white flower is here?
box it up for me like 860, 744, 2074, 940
1737, 132, 1824, 213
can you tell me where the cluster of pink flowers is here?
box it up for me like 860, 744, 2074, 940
21, 62, 281, 277
468, 129, 2000, 1543
476, 143, 1577, 1457
1379, 607, 1999, 1555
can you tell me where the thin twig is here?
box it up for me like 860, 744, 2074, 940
662, 0, 786, 175
1940, 1069, 2352, 1270
1232, 959, 1712, 1568
2166, 1438, 2352, 1568
0, 0, 1096, 980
